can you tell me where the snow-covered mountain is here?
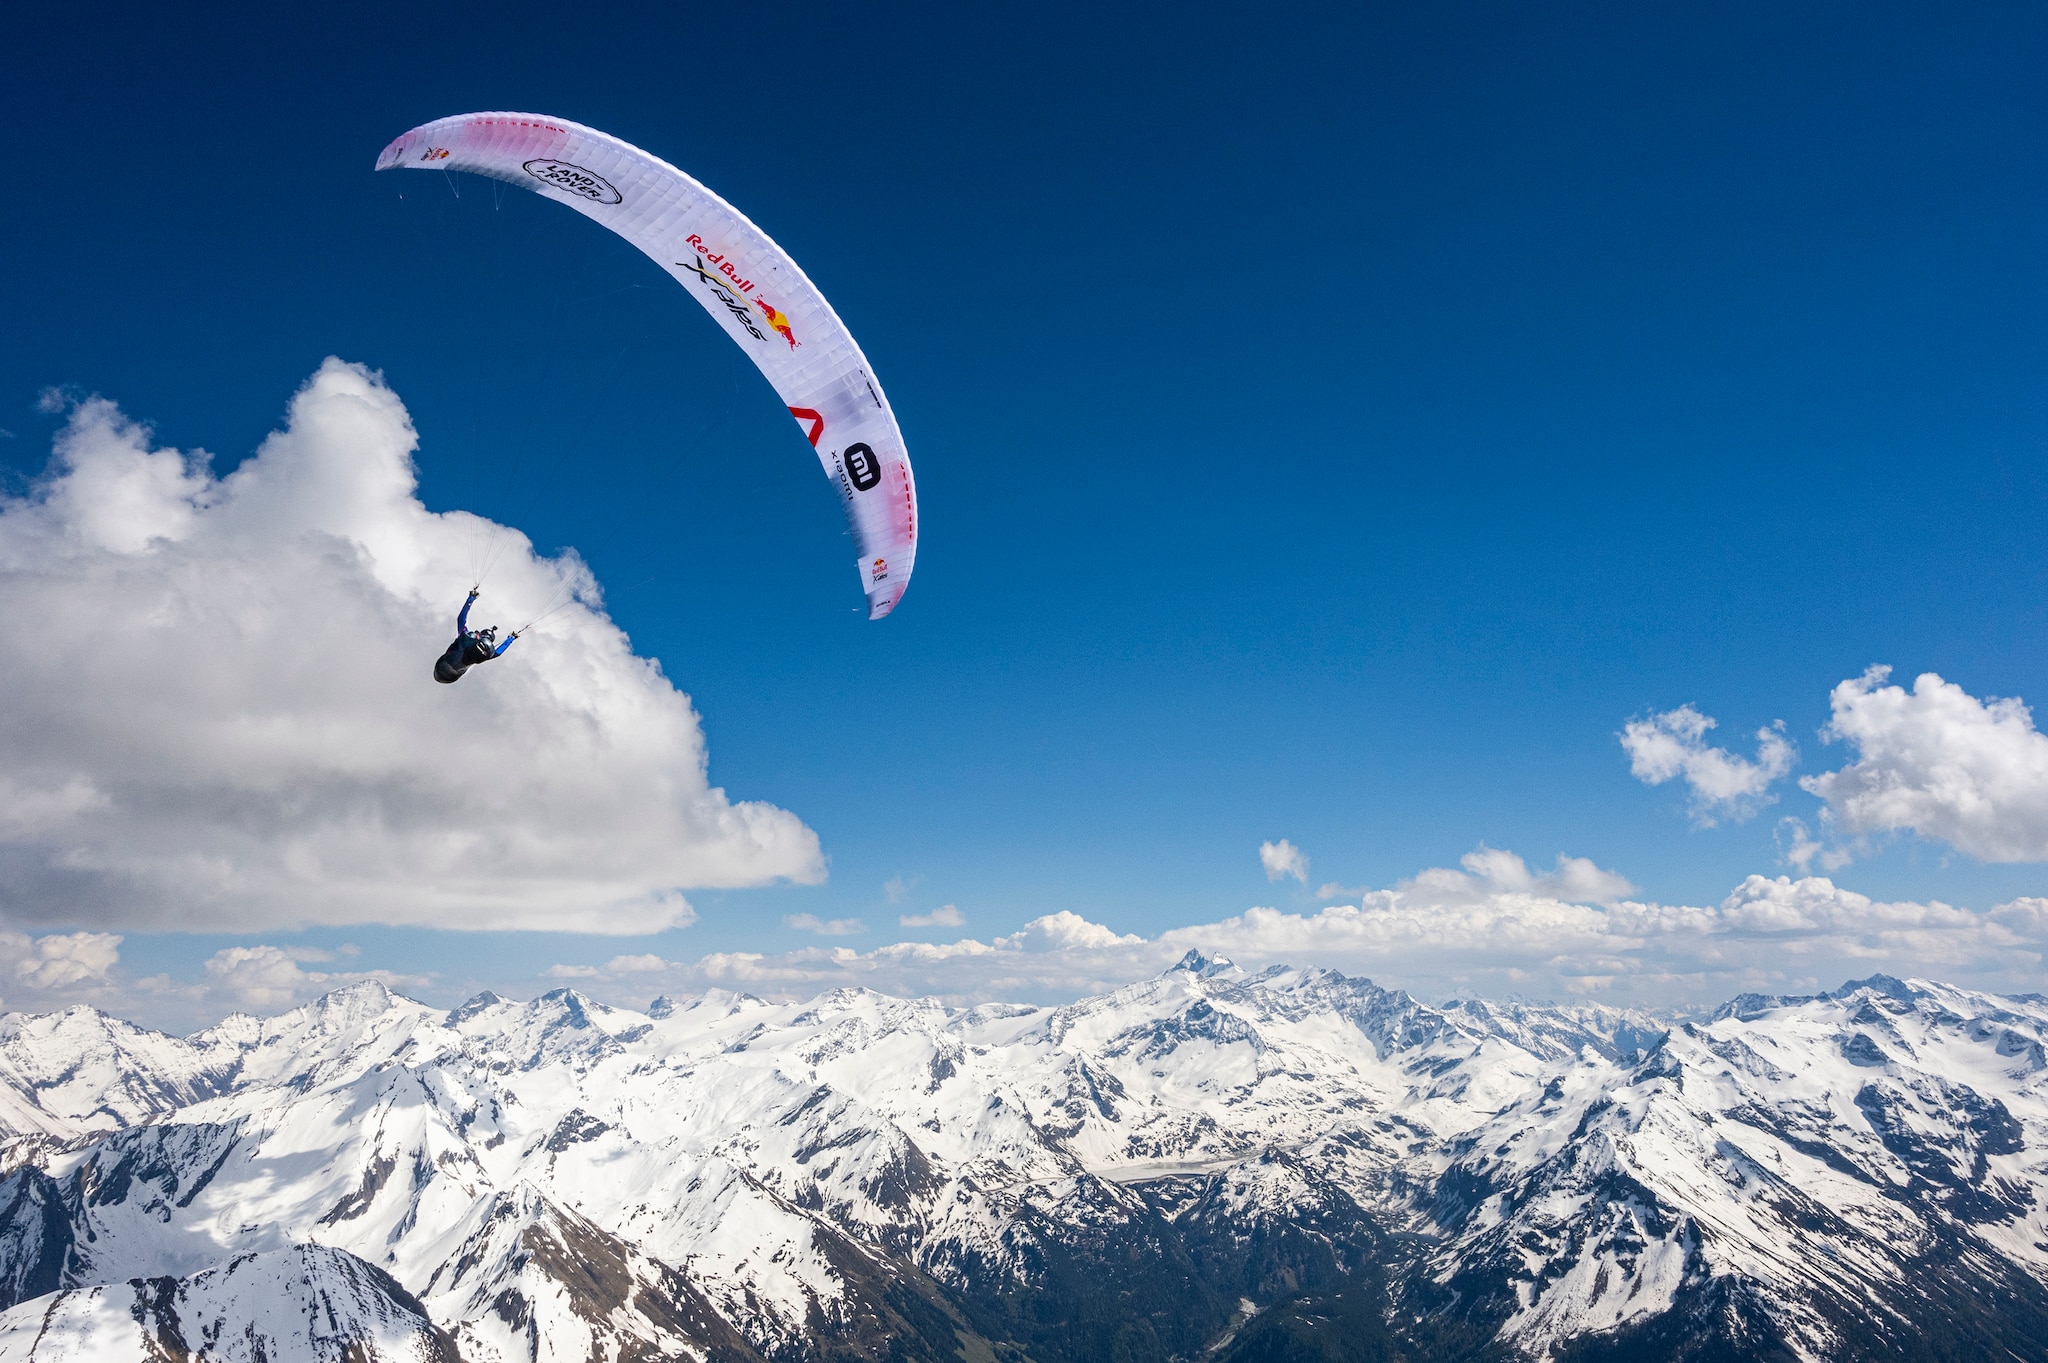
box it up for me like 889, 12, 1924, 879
0, 957, 2041, 1361
0, 1245, 460, 1363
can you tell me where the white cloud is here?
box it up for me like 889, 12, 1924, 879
5, 931, 121, 990
1775, 816, 1822, 872
996, 910, 1143, 952
1774, 816, 1852, 873
1260, 839, 1308, 883
1621, 705, 1794, 825
0, 930, 123, 1013
0, 363, 820, 933
535, 845, 2048, 1010
194, 944, 431, 1011
548, 951, 668, 978
785, 913, 865, 936
1800, 666, 2048, 862
899, 904, 965, 928
1443, 846, 1637, 902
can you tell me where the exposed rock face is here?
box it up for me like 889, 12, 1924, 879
0, 971, 2040, 1360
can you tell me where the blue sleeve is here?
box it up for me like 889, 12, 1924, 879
494, 633, 518, 658
457, 596, 473, 633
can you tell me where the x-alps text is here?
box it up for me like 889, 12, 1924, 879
678, 256, 766, 341
680, 235, 799, 348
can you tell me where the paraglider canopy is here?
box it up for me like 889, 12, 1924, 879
377, 112, 919, 620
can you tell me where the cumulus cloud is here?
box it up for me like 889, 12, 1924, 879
785, 913, 865, 936
1437, 846, 1637, 902
193, 945, 433, 1012
1621, 705, 1794, 825
996, 910, 1143, 951
533, 844, 2048, 1011
0, 363, 820, 933
1260, 839, 1309, 883
899, 904, 965, 928
0, 930, 125, 1013
0, 931, 423, 1023
1800, 666, 2048, 862
5, 931, 121, 991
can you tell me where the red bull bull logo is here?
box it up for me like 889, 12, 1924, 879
753, 296, 799, 349
871, 557, 889, 582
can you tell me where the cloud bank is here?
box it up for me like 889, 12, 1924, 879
6, 844, 2039, 1026
0, 362, 821, 934
532, 846, 2045, 1012
186, 945, 432, 1013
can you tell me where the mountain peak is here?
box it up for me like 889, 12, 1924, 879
1832, 973, 1920, 1003
535, 986, 596, 1020
446, 991, 507, 1026
305, 978, 396, 1013
1166, 949, 1240, 979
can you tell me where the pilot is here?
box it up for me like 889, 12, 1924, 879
434, 590, 518, 684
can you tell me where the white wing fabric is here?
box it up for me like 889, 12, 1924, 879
377, 113, 918, 619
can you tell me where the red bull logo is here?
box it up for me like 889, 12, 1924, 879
754, 296, 799, 349
871, 557, 889, 582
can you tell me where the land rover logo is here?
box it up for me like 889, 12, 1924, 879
843, 443, 882, 492
521, 159, 622, 205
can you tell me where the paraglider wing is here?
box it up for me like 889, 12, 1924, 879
376, 113, 918, 619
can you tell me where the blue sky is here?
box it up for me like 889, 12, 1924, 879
5, 1, 2048, 1024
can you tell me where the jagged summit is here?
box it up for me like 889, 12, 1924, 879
0, 970, 2042, 1362
1165, 948, 1242, 978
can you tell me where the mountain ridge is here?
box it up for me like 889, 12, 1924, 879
0, 966, 2039, 1361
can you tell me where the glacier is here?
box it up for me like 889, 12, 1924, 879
0, 956, 2040, 1360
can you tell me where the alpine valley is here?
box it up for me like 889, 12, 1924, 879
0, 956, 2042, 1363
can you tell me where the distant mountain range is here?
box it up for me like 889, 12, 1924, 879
0, 955, 2040, 1362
